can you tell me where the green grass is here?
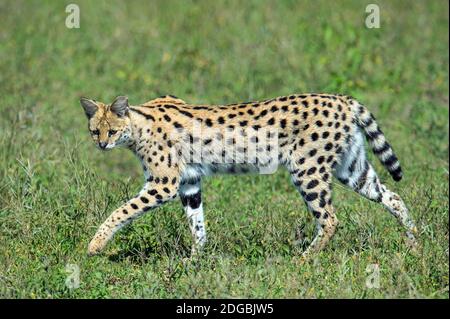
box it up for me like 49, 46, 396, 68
0, 0, 448, 298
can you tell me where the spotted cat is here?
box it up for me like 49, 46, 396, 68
80, 94, 418, 258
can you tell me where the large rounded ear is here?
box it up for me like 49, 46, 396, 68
80, 97, 98, 119
110, 96, 129, 117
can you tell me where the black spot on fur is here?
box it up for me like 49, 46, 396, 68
173, 122, 183, 129
299, 139, 305, 147
182, 191, 202, 209
307, 180, 319, 189
307, 167, 317, 175
305, 192, 318, 201
309, 149, 317, 157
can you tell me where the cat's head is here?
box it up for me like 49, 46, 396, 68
80, 96, 133, 150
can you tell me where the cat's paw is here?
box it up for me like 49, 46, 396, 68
87, 236, 107, 256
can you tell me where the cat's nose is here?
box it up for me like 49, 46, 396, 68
99, 142, 107, 149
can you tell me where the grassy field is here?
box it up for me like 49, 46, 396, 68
0, 0, 448, 298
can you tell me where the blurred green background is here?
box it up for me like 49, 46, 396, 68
0, 0, 448, 298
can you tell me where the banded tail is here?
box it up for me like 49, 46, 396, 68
350, 98, 403, 181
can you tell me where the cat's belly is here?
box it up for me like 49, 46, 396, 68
180, 163, 261, 183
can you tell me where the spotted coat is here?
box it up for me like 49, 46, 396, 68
80, 93, 418, 257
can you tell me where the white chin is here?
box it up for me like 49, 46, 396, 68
105, 144, 115, 149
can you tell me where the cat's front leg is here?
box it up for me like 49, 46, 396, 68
179, 179, 206, 255
88, 178, 180, 256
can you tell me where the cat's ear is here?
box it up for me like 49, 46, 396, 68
110, 96, 129, 117
80, 97, 98, 119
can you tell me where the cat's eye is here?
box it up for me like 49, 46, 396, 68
108, 130, 118, 137
91, 129, 100, 136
